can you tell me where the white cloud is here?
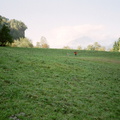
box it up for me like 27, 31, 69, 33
28, 24, 118, 49
47, 24, 114, 48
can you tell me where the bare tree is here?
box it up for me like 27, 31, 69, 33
36, 36, 49, 48
40, 36, 49, 48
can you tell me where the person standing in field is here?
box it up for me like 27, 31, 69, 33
74, 51, 77, 56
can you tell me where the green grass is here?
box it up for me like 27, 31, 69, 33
0, 47, 120, 120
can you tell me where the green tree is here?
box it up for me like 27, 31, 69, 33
113, 38, 120, 52
0, 16, 2, 24
113, 41, 118, 51
0, 24, 13, 46
9, 19, 27, 39
0, 15, 27, 40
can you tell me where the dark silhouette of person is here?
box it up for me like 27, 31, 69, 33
74, 51, 77, 56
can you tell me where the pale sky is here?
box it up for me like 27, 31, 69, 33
0, 0, 120, 49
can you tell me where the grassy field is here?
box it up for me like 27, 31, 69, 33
0, 47, 120, 120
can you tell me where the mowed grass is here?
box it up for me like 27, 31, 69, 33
0, 47, 120, 120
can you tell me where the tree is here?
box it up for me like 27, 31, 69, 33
77, 45, 82, 50
94, 42, 101, 51
86, 42, 105, 51
9, 19, 27, 39
63, 46, 71, 49
113, 38, 120, 52
35, 42, 41, 48
41, 43, 49, 48
0, 15, 27, 40
87, 44, 94, 50
98, 46, 105, 51
11, 37, 33, 48
0, 16, 2, 24
113, 41, 117, 51
36, 36, 49, 48
40, 36, 47, 45
0, 24, 13, 46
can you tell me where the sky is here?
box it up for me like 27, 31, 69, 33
0, 0, 120, 49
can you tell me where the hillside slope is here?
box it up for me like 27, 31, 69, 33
0, 47, 120, 120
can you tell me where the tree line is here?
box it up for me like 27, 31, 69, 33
0, 15, 27, 46
112, 38, 120, 52
0, 16, 27, 40
63, 42, 105, 51
0, 15, 120, 51
0, 15, 49, 48
63, 39, 120, 52
0, 16, 13, 46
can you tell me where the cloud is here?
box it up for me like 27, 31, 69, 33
47, 24, 111, 48
29, 24, 118, 49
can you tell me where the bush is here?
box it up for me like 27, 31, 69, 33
11, 37, 33, 48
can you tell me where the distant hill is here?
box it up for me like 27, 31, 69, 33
67, 36, 93, 49
67, 36, 114, 50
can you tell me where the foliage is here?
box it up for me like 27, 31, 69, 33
0, 15, 27, 40
35, 41, 41, 48
11, 37, 33, 48
0, 16, 2, 24
41, 43, 49, 48
113, 38, 120, 52
87, 42, 105, 51
86, 44, 95, 50
0, 15, 9, 29
0, 24, 13, 46
8, 19, 27, 39
63, 46, 71, 49
77, 45, 82, 50
0, 47, 120, 120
